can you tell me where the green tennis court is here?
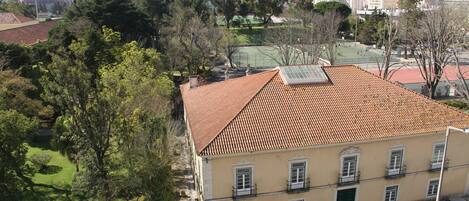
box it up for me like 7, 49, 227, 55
232, 42, 398, 69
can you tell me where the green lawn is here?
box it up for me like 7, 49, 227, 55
26, 145, 76, 187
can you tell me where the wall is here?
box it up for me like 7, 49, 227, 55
201, 131, 469, 201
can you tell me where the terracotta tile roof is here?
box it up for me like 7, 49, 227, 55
0, 13, 34, 24
181, 65, 469, 156
0, 20, 56, 45
369, 66, 469, 84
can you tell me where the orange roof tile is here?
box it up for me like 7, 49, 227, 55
0, 13, 34, 24
0, 20, 56, 45
181, 65, 469, 156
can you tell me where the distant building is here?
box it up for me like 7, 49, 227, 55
0, 20, 57, 45
181, 65, 469, 201
0, 13, 38, 31
369, 66, 469, 98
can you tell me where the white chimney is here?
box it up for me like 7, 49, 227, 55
189, 75, 199, 88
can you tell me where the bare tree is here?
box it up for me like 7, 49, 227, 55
408, 5, 466, 98
445, 51, 469, 102
376, 13, 403, 80
314, 11, 342, 65
221, 29, 240, 69
261, 16, 304, 66
163, 4, 225, 75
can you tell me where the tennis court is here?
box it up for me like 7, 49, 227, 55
232, 42, 399, 69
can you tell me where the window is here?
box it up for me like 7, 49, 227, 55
342, 155, 357, 177
427, 179, 439, 197
236, 167, 252, 191
385, 185, 399, 201
290, 161, 306, 184
389, 149, 403, 169
432, 143, 445, 163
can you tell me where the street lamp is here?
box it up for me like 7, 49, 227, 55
436, 126, 469, 201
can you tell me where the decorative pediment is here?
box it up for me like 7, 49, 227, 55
340, 146, 360, 156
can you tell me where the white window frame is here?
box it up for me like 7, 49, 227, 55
432, 142, 445, 169
340, 153, 359, 182
383, 185, 399, 201
426, 178, 439, 198
388, 147, 405, 175
233, 165, 254, 196
288, 159, 307, 189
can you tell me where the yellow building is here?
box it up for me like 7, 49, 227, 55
180, 65, 469, 201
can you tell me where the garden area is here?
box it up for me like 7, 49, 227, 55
22, 136, 76, 200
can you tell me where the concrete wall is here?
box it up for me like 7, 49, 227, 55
198, 131, 469, 201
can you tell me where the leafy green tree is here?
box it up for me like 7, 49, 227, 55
357, 10, 386, 45
0, 70, 53, 119
314, 1, 351, 17
251, 0, 285, 26
0, 110, 37, 200
131, 0, 171, 48
213, 0, 239, 28
42, 27, 175, 200
65, 0, 154, 45
0, 0, 35, 18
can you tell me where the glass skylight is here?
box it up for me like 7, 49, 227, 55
278, 65, 329, 85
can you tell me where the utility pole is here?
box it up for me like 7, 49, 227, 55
35, 0, 39, 20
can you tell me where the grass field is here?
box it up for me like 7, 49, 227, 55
20, 136, 76, 200
27, 145, 76, 187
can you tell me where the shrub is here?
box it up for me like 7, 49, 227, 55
30, 152, 52, 172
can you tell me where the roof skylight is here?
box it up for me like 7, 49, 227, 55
278, 65, 329, 85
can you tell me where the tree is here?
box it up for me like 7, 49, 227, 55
221, 29, 241, 69
408, 6, 466, 98
65, 0, 154, 45
41, 27, 175, 200
0, 110, 37, 200
213, 0, 239, 28
131, 0, 172, 48
357, 10, 386, 45
251, 0, 285, 27
163, 3, 225, 76
376, 15, 403, 80
315, 11, 343, 65
398, 0, 422, 59
0, 1, 35, 18
314, 1, 351, 18
0, 70, 53, 119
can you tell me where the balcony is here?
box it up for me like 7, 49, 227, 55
232, 184, 257, 199
429, 159, 449, 172
338, 171, 360, 186
287, 178, 310, 193
385, 165, 406, 179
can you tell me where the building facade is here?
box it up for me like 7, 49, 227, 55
181, 65, 469, 201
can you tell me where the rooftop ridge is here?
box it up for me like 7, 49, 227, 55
198, 70, 279, 154
184, 69, 279, 91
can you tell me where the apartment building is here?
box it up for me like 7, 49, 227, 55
180, 65, 469, 201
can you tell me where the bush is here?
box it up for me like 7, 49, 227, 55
442, 100, 469, 110
30, 152, 52, 172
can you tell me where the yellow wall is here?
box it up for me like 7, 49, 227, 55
199, 131, 469, 201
